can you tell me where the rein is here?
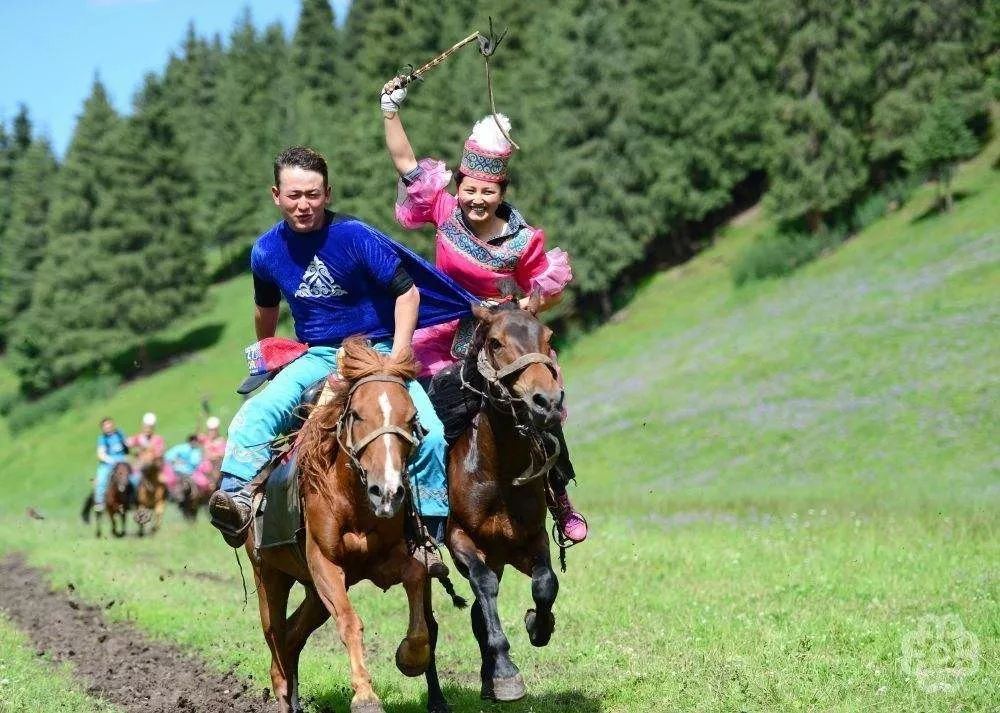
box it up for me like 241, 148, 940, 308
461, 325, 561, 487
334, 375, 422, 489
332, 373, 447, 577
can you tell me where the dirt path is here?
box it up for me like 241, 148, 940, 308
0, 553, 271, 713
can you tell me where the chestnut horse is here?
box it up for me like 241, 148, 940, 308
444, 294, 565, 701
98, 461, 134, 538
245, 337, 459, 713
134, 457, 166, 535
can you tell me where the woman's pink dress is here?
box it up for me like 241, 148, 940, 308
396, 158, 572, 377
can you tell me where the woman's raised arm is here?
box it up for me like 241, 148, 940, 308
381, 80, 418, 176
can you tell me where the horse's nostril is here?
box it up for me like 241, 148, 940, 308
368, 484, 382, 499
394, 485, 405, 501
532, 393, 551, 410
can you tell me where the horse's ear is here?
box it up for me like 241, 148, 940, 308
472, 300, 493, 322
526, 287, 541, 315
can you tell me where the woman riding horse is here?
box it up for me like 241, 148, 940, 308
381, 81, 587, 545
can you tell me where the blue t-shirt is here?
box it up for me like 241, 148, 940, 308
251, 214, 475, 344
165, 443, 203, 476
97, 430, 128, 461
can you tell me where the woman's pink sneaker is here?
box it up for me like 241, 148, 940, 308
553, 491, 588, 543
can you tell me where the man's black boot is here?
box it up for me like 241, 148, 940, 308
208, 486, 253, 548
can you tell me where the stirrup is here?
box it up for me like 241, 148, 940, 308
208, 491, 253, 548
412, 541, 449, 579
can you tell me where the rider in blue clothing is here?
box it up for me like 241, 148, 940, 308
165, 435, 203, 478
209, 146, 473, 576
94, 417, 129, 512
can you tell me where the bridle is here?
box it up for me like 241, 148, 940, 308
334, 374, 423, 489
461, 320, 562, 486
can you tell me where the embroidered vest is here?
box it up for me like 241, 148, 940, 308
439, 203, 533, 273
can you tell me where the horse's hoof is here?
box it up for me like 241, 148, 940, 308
350, 700, 385, 713
427, 699, 452, 713
395, 639, 430, 677
481, 674, 526, 702
525, 608, 555, 647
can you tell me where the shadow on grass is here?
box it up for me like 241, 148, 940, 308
911, 190, 976, 223
307, 686, 603, 713
110, 322, 226, 379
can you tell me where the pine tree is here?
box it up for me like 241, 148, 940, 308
904, 97, 978, 211
763, 1, 869, 230
203, 11, 291, 266
160, 24, 225, 247
99, 74, 206, 348
48, 79, 119, 235
868, 0, 991, 168
0, 122, 13, 315
10, 80, 123, 394
548, 0, 640, 315
289, 0, 341, 148
10, 105, 32, 158
335, 0, 428, 238
0, 139, 58, 348
0, 105, 36, 300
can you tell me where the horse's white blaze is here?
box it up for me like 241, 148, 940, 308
378, 391, 402, 494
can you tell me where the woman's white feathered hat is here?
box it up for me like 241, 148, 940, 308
460, 114, 513, 182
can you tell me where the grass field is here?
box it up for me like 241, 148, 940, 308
0, 139, 997, 711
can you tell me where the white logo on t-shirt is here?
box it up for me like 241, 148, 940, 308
294, 256, 347, 298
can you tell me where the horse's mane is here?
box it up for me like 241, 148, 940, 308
297, 336, 418, 497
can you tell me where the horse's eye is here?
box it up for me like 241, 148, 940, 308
348, 409, 362, 421
488, 337, 503, 351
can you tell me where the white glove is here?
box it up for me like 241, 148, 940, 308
380, 82, 407, 113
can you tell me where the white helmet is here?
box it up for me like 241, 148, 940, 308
205, 416, 220, 430
142, 412, 157, 427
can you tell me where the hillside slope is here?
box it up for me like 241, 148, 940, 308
0, 140, 996, 712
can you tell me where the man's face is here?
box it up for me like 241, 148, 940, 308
101, 419, 115, 435
272, 167, 331, 233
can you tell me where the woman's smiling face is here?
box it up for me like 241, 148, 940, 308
457, 175, 505, 228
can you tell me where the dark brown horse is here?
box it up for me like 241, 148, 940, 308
245, 337, 458, 713
177, 462, 221, 521
445, 294, 565, 701
98, 461, 134, 538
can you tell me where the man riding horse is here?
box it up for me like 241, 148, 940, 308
208, 146, 475, 574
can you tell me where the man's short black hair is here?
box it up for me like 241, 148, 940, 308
100, 417, 113, 425
274, 146, 329, 187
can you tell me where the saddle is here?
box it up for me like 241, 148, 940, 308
427, 363, 482, 444
251, 375, 340, 550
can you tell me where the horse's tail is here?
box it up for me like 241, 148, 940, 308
436, 574, 468, 609
81, 492, 94, 524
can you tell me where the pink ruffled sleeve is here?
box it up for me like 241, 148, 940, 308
514, 229, 573, 296
394, 158, 457, 229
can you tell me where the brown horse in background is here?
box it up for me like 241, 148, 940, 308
245, 337, 460, 713
134, 457, 166, 535
98, 461, 134, 538
444, 293, 565, 701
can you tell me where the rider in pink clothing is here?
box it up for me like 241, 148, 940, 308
382, 82, 587, 544
128, 411, 165, 460
394, 155, 571, 377
194, 416, 226, 492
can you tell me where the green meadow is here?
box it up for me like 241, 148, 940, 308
0, 141, 997, 712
